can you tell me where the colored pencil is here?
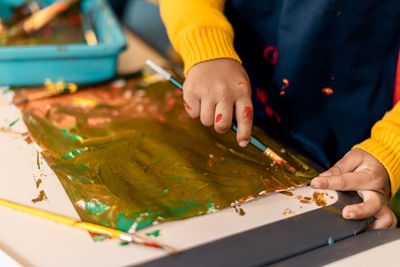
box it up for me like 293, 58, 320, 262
0, 198, 178, 254
146, 60, 287, 164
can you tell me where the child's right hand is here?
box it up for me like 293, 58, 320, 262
183, 58, 253, 147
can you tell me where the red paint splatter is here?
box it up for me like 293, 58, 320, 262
256, 88, 267, 104
215, 113, 222, 123
263, 45, 278, 65
144, 242, 160, 249
238, 81, 245, 86
174, 89, 183, 96
280, 78, 289, 95
265, 106, 281, 123
243, 106, 253, 120
184, 102, 192, 110
322, 87, 334, 95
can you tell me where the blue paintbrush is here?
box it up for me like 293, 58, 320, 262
146, 60, 286, 164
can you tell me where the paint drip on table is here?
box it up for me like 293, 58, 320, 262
14, 72, 318, 233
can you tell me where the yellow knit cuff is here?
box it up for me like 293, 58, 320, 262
176, 27, 242, 76
354, 138, 400, 197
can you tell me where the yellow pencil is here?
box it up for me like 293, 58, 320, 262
0, 198, 178, 254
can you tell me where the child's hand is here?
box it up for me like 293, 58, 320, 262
311, 148, 397, 229
183, 58, 253, 147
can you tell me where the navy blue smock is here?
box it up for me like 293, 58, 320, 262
225, 0, 400, 167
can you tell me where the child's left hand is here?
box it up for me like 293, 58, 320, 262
310, 148, 397, 229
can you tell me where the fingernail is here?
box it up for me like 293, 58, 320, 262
319, 171, 330, 177
311, 179, 321, 188
239, 140, 249, 147
346, 212, 355, 219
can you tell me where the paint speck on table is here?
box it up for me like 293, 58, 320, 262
146, 230, 160, 237
282, 208, 294, 216
8, 118, 20, 127
35, 178, 42, 189
94, 235, 107, 242
32, 190, 47, 203
232, 204, 246, 216
313, 191, 327, 207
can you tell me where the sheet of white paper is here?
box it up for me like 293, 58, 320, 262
0, 249, 21, 267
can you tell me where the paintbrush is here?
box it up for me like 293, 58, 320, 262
0, 198, 178, 254
12, 71, 143, 105
3, 0, 78, 39
146, 60, 287, 164
13, 80, 79, 105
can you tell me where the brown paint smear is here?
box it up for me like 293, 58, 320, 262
32, 190, 47, 203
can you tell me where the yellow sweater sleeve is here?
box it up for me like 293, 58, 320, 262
159, 0, 241, 75
354, 102, 400, 197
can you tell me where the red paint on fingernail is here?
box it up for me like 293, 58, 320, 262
243, 106, 253, 120
216, 113, 222, 123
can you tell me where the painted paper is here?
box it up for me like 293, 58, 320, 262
16, 72, 318, 232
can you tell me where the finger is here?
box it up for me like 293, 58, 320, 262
342, 191, 383, 219
183, 94, 200, 119
235, 98, 253, 147
319, 150, 363, 177
312, 171, 372, 191
200, 100, 216, 127
367, 205, 398, 230
214, 101, 233, 134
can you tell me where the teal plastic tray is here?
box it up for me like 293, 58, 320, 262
0, 0, 127, 86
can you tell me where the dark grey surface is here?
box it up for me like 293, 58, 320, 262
141, 192, 367, 267
273, 228, 400, 267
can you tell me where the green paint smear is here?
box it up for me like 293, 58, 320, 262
71, 174, 90, 184
61, 128, 84, 142
94, 235, 107, 242
146, 230, 160, 237
116, 213, 134, 232
136, 218, 154, 230
8, 118, 20, 127
85, 199, 109, 215
19, 73, 317, 233
63, 148, 87, 160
